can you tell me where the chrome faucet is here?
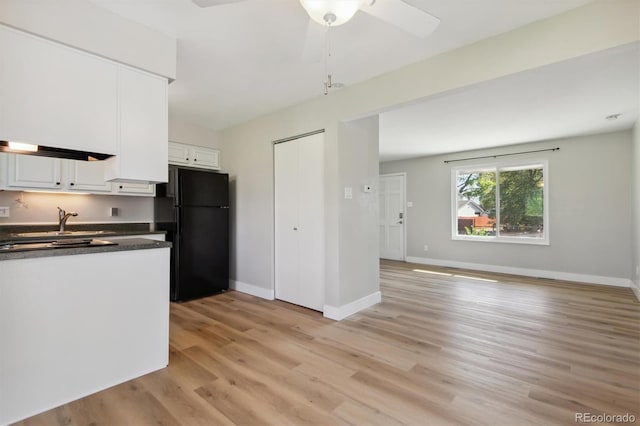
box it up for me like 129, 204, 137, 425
57, 207, 78, 232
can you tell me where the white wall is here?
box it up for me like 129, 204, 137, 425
632, 123, 640, 297
337, 117, 380, 305
0, 191, 153, 225
0, 0, 176, 79
380, 131, 633, 286
169, 115, 221, 149
221, 1, 638, 310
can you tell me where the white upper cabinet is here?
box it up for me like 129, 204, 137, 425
105, 66, 168, 184
191, 146, 220, 169
0, 153, 154, 196
167, 142, 191, 166
168, 141, 220, 170
0, 26, 118, 155
0, 24, 169, 185
66, 160, 112, 193
7, 155, 63, 190
114, 182, 155, 196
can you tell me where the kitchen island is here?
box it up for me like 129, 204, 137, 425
0, 238, 171, 425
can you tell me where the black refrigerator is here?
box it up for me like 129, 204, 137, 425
154, 167, 229, 301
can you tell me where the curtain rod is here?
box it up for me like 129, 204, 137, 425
444, 147, 560, 164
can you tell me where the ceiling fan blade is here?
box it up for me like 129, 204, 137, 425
192, 0, 247, 8
302, 19, 327, 63
360, 0, 440, 38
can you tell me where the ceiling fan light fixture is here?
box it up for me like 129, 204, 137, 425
299, 0, 364, 26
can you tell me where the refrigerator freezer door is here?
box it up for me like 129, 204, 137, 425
174, 206, 229, 301
177, 168, 229, 207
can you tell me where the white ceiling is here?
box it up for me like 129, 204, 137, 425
379, 42, 640, 161
87, 0, 595, 132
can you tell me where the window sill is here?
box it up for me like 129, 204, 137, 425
452, 235, 550, 246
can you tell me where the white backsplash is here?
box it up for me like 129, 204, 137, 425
0, 191, 154, 225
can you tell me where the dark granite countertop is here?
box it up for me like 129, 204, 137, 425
0, 223, 165, 243
0, 238, 172, 261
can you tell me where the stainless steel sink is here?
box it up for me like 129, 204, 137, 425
0, 239, 118, 252
15, 230, 113, 238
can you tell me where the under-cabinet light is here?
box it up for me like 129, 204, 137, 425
7, 141, 38, 152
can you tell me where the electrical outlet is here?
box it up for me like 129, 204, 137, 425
0, 206, 9, 217
423, 245, 429, 251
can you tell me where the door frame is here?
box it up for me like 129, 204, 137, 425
379, 172, 407, 261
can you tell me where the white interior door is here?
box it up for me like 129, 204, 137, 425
379, 174, 405, 260
274, 133, 324, 311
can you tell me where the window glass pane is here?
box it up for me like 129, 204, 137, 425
456, 170, 496, 236
498, 166, 544, 238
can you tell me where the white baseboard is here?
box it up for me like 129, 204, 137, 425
405, 256, 632, 288
323, 291, 382, 321
229, 280, 274, 300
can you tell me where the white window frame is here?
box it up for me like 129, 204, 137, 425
451, 158, 549, 245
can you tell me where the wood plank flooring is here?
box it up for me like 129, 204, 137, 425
17, 260, 640, 426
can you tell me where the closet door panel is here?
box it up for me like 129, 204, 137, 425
296, 134, 324, 311
274, 140, 300, 305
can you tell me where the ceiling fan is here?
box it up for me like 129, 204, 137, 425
191, 0, 440, 39
192, 0, 440, 93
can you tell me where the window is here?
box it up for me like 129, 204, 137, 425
452, 160, 548, 244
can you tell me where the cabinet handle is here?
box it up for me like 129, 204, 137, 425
56, 182, 61, 186
293, 227, 298, 231
185, 158, 189, 161
119, 185, 123, 189
70, 182, 75, 186
194, 158, 197, 162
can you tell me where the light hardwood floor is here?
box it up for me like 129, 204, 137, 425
18, 260, 640, 426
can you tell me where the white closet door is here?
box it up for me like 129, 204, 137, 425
296, 134, 324, 311
274, 140, 300, 306
274, 132, 324, 311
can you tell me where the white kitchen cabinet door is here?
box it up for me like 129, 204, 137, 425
105, 66, 168, 184
167, 142, 190, 165
66, 160, 112, 193
168, 141, 220, 170
7, 155, 63, 190
274, 132, 324, 312
0, 25, 118, 155
191, 146, 220, 169
115, 182, 156, 196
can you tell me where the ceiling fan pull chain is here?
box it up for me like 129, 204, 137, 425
324, 26, 333, 95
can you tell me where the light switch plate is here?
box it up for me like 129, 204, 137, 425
0, 206, 9, 217
344, 187, 353, 199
